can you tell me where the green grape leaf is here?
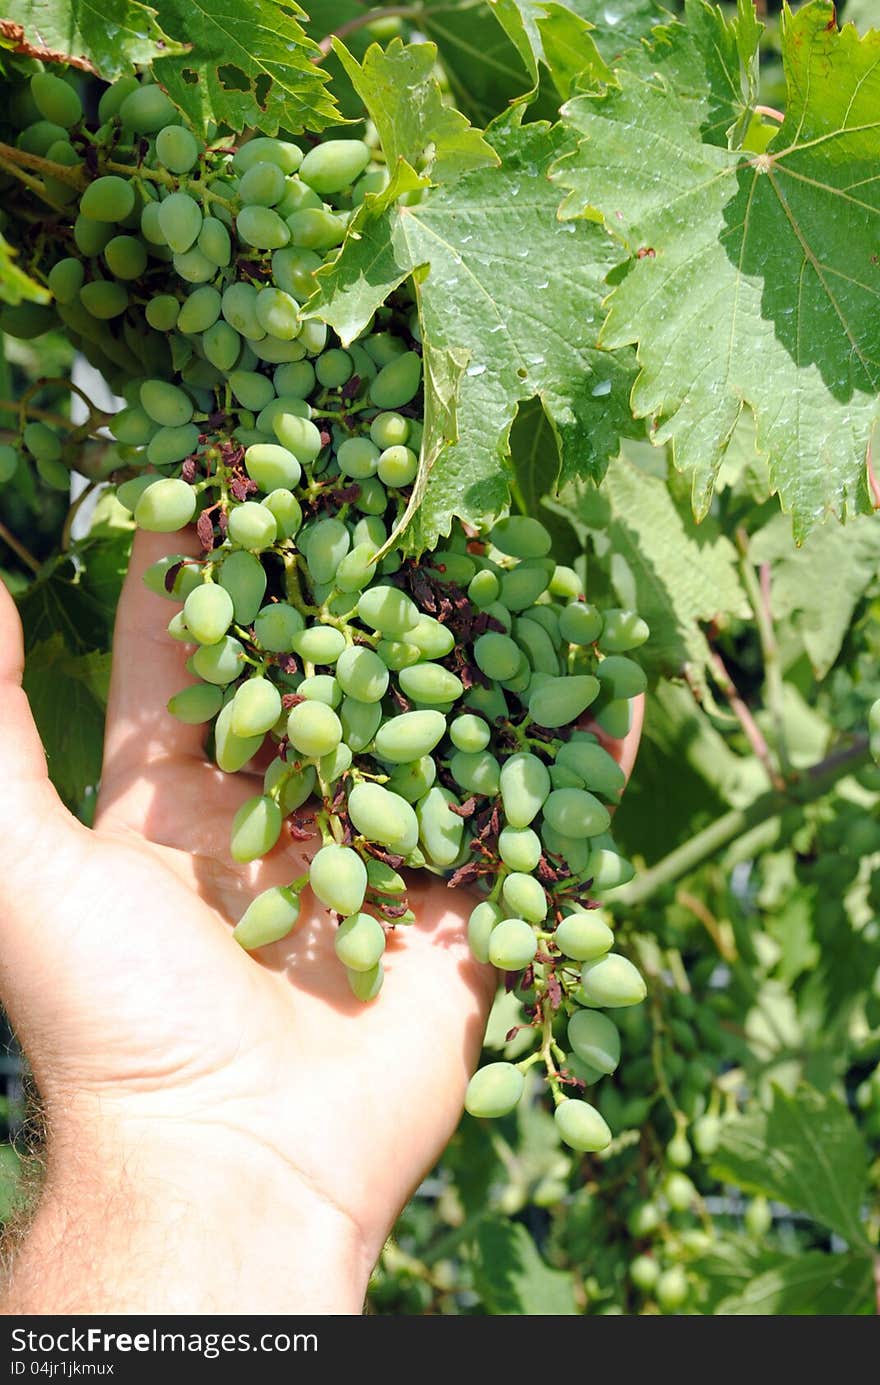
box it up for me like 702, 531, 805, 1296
553, 0, 880, 539
749, 511, 880, 678
21, 634, 111, 806
472, 1216, 578, 1314
715, 1251, 875, 1316
711, 1084, 873, 1252
569, 455, 749, 694
1, 0, 185, 76
311, 114, 639, 551
333, 38, 498, 183
0, 231, 50, 307
490, 0, 611, 95
420, 0, 535, 128
508, 396, 581, 566
149, 0, 337, 135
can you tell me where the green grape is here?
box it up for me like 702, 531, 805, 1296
230, 794, 282, 863
274, 360, 316, 398
663, 1172, 696, 1213
18, 120, 68, 157
104, 235, 147, 280
233, 137, 303, 175
488, 515, 553, 559
167, 682, 224, 724
303, 517, 350, 583
228, 371, 274, 412
629, 1254, 660, 1292
287, 700, 343, 756
132, 476, 196, 531
364, 332, 405, 365
119, 84, 177, 133
497, 826, 541, 872
141, 200, 167, 246
228, 501, 278, 551
335, 543, 378, 594
568, 1011, 620, 1075
245, 443, 301, 491
488, 917, 537, 971
334, 911, 386, 971
273, 412, 322, 463
348, 782, 419, 853
0, 445, 18, 483
173, 246, 216, 283
299, 138, 371, 194
407, 616, 455, 659
271, 247, 322, 300
426, 552, 476, 586
628, 1202, 661, 1238
692, 1113, 722, 1157
337, 437, 380, 479
417, 786, 464, 867
156, 191, 202, 253
339, 694, 378, 750
237, 205, 290, 250
556, 740, 626, 801
23, 421, 62, 464
191, 634, 244, 685
262, 489, 302, 540
387, 755, 436, 803
514, 618, 559, 676
744, 1195, 772, 1237
203, 321, 241, 371
198, 216, 231, 267
80, 280, 128, 319
554, 1098, 612, 1152
554, 912, 614, 961
474, 631, 521, 682
292, 624, 346, 664
177, 285, 221, 334
549, 565, 582, 600
214, 699, 264, 772
499, 752, 551, 829
596, 655, 647, 700
347, 962, 384, 1002
168, 611, 193, 642
468, 569, 500, 608
31, 71, 83, 128
598, 608, 650, 653
398, 663, 463, 704
449, 750, 500, 796
357, 585, 419, 637
586, 845, 634, 891
369, 350, 421, 409
320, 743, 353, 784
80, 175, 135, 223
286, 208, 345, 251
370, 412, 409, 449
220, 282, 262, 340
98, 75, 140, 122
253, 602, 304, 651
146, 423, 200, 467
352, 476, 387, 515
315, 349, 353, 388
36, 454, 70, 491
298, 674, 341, 708
656, 1267, 689, 1313
579, 954, 646, 1008
543, 788, 610, 838
276, 178, 322, 217
595, 699, 632, 740
140, 379, 194, 427
365, 857, 407, 896
239, 160, 286, 207
501, 872, 547, 923
467, 900, 503, 964
230, 677, 282, 737
559, 602, 603, 646
117, 474, 158, 512
447, 714, 488, 754
256, 286, 300, 341
234, 885, 301, 950
373, 640, 416, 672
255, 394, 309, 432
464, 1062, 524, 1118
310, 843, 368, 915
498, 562, 552, 611
335, 645, 389, 703
145, 295, 180, 331
155, 124, 199, 174
666, 1132, 692, 1169
48, 257, 85, 304
183, 583, 234, 645
376, 445, 418, 488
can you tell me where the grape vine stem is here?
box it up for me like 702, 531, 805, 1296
0, 518, 41, 574
708, 648, 784, 791
737, 527, 792, 781
611, 734, 871, 908
315, 6, 425, 56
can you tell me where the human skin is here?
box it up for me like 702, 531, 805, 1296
0, 530, 643, 1314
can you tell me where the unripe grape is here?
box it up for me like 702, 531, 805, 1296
692, 1113, 722, 1157
80, 280, 128, 319
449, 750, 500, 796
586, 845, 635, 891
556, 740, 626, 801
238, 205, 290, 249
568, 1011, 621, 1075
554, 912, 614, 961
0, 445, 18, 483
488, 918, 537, 971
134, 476, 197, 531
253, 602, 304, 652
555, 1098, 611, 1152
348, 782, 419, 853
155, 124, 200, 173
499, 752, 551, 828
191, 634, 244, 685
158, 191, 202, 253
245, 443, 301, 491
228, 501, 278, 551
167, 682, 223, 724
335, 543, 378, 594
292, 624, 346, 664
140, 379, 194, 427
528, 674, 600, 729
340, 697, 383, 752
663, 1172, 696, 1212
287, 700, 343, 757
387, 755, 436, 803
231, 677, 282, 737
183, 583, 234, 646
596, 655, 647, 701
119, 84, 177, 133
256, 286, 300, 340
199, 215, 231, 267
315, 348, 353, 388
598, 608, 650, 653
299, 138, 371, 194
595, 699, 632, 739
630, 1254, 660, 1292
334, 912, 386, 971
656, 1266, 688, 1312
501, 872, 547, 923
146, 423, 200, 467
262, 489, 302, 540
233, 137, 303, 175
347, 961, 384, 1002
498, 826, 541, 872
240, 160, 287, 207
579, 954, 646, 1008
299, 675, 341, 708
549, 564, 582, 600
474, 631, 520, 682
214, 699, 264, 772
48, 257, 85, 304
337, 436, 380, 479
230, 794, 282, 863
467, 900, 503, 964
417, 786, 464, 867
81, 175, 135, 222
398, 662, 463, 704
335, 645, 389, 703
234, 885, 301, 950
31, 72, 83, 128
203, 320, 241, 371
23, 421, 62, 464
273, 412, 323, 462
173, 246, 216, 283
271, 246, 321, 300
489, 515, 552, 559
464, 1062, 524, 1118
274, 360, 316, 398
309, 843, 367, 915
744, 1195, 772, 1237
559, 602, 603, 645
543, 788, 610, 838
369, 350, 421, 409
286, 208, 345, 251
357, 585, 419, 637
177, 285, 222, 334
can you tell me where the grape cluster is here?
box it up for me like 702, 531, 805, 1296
1, 68, 650, 1152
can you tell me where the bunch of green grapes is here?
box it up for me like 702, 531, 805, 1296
1, 66, 650, 1153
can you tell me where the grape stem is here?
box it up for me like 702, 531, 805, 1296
315, 6, 425, 57
0, 401, 71, 430
0, 141, 87, 192
0, 518, 41, 573
611, 733, 871, 908
708, 647, 784, 792
61, 481, 99, 551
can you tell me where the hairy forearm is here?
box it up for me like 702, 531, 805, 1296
1, 1118, 370, 1315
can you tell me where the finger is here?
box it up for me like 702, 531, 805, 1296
101, 527, 208, 784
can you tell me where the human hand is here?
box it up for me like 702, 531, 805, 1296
0, 532, 643, 1313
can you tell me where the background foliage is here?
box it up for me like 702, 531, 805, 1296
1, 0, 879, 1314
